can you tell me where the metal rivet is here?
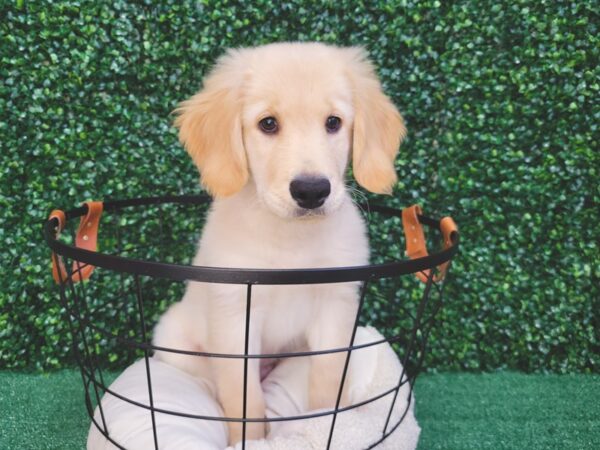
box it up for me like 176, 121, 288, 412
87, 222, 92, 227
83, 235, 89, 241
413, 238, 417, 243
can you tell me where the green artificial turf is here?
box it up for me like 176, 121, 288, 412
0, 371, 598, 449
415, 373, 600, 449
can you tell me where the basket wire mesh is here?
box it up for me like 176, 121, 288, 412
44, 195, 458, 450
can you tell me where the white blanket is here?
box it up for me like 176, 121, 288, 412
88, 327, 420, 450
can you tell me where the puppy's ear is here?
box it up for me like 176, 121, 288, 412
345, 48, 407, 194
174, 51, 248, 197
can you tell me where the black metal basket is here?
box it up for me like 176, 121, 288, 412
44, 194, 459, 450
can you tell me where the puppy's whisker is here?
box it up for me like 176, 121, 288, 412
345, 184, 371, 219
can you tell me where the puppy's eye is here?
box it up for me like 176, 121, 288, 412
258, 117, 278, 134
325, 116, 342, 133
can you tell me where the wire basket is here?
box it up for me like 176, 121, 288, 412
44, 194, 459, 449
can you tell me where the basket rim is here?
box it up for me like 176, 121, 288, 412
44, 194, 459, 285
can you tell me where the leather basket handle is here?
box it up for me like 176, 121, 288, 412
402, 204, 458, 283
49, 201, 103, 283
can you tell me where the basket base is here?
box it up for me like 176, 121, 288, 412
87, 327, 420, 450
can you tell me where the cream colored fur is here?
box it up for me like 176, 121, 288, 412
153, 42, 406, 446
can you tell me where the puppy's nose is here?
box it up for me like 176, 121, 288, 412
289, 176, 331, 209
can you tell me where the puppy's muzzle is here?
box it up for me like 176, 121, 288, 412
289, 176, 331, 209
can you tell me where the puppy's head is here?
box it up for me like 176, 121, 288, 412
175, 43, 406, 219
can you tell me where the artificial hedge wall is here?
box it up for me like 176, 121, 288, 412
1, 0, 598, 373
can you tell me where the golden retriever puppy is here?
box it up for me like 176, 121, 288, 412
153, 42, 406, 445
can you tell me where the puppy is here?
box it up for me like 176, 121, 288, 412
153, 42, 406, 445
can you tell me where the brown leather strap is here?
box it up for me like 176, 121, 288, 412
50, 201, 103, 283
50, 209, 68, 283
402, 204, 458, 283
436, 216, 458, 281
72, 201, 103, 281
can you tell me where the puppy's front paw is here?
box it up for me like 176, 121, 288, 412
309, 384, 349, 411
226, 435, 270, 450
227, 421, 266, 447
309, 354, 350, 411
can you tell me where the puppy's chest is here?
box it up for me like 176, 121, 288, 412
256, 284, 316, 353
